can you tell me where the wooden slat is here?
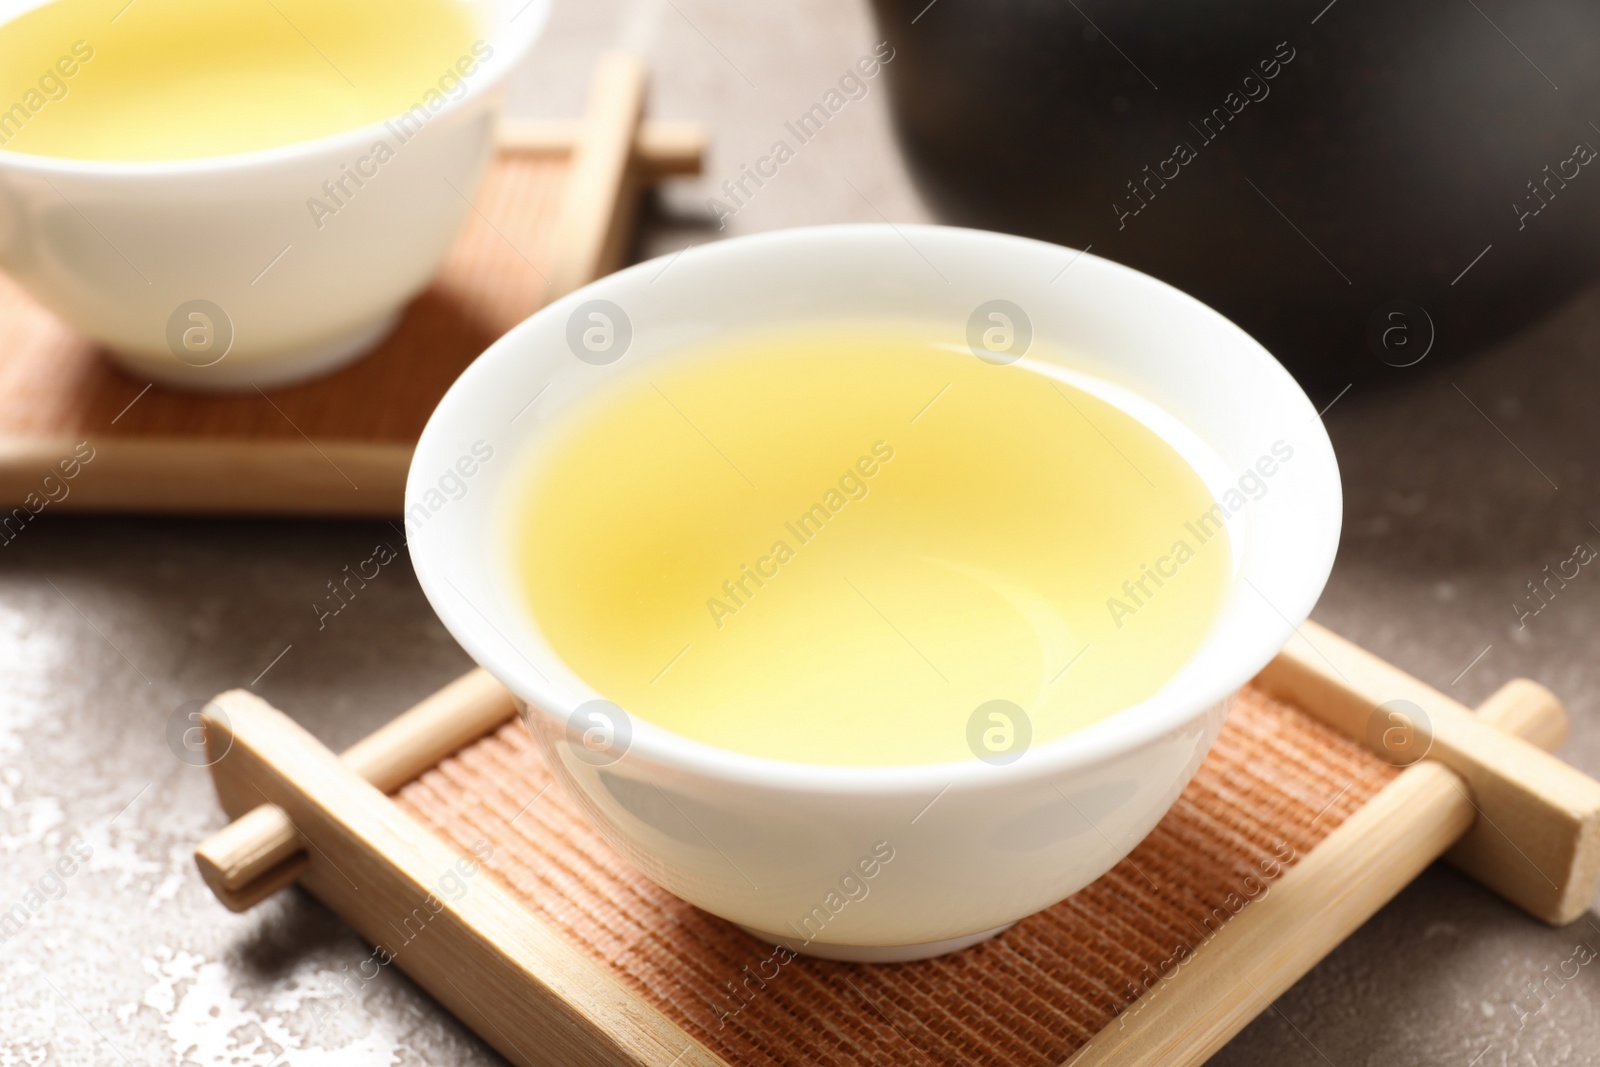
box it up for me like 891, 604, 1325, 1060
1257, 620, 1600, 924
202, 689, 728, 1067
544, 52, 649, 299
1068, 762, 1472, 1065
195, 668, 514, 908
0, 438, 408, 516
1471, 676, 1568, 750
1064, 673, 1564, 1066
499, 118, 705, 176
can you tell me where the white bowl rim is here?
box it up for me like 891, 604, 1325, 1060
0, 0, 549, 176
407, 223, 1344, 797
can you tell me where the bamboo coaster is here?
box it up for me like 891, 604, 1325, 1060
0, 54, 703, 517
193, 621, 1600, 1066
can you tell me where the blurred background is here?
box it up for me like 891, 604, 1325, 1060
5, 0, 1600, 1063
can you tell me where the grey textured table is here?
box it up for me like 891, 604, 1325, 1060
4, 0, 1600, 1063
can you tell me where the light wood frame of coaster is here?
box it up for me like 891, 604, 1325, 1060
0, 54, 702, 517
192, 621, 1600, 1066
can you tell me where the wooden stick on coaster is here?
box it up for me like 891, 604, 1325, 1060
1259, 620, 1600, 925
499, 119, 705, 179
1065, 675, 1577, 1067
543, 52, 650, 300
195, 669, 516, 912
202, 690, 726, 1067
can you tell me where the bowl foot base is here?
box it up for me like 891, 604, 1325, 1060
735, 921, 1016, 962
107, 308, 403, 392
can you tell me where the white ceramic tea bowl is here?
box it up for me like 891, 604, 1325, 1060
0, 0, 547, 390
406, 224, 1342, 961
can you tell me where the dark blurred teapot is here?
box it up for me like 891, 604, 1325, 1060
868, 0, 1600, 391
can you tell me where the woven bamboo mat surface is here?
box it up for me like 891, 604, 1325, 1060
394, 683, 1398, 1066
0, 152, 564, 443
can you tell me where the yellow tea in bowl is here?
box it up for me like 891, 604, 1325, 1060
0, 0, 481, 161
511, 324, 1233, 767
